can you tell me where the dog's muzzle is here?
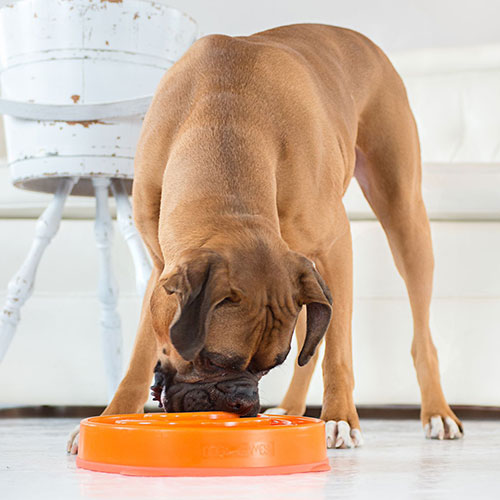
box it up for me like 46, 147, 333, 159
151, 365, 260, 417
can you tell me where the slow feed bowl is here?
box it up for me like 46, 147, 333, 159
76, 412, 330, 476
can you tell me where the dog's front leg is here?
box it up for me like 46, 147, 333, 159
67, 269, 160, 454
317, 216, 363, 449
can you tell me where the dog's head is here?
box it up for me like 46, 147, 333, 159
150, 245, 332, 416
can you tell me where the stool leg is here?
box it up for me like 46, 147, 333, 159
0, 177, 77, 362
93, 178, 122, 400
111, 179, 152, 296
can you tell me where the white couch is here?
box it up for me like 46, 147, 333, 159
1, 44, 499, 407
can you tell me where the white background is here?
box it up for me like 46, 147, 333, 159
167, 0, 500, 52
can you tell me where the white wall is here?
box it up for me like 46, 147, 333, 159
167, 0, 500, 52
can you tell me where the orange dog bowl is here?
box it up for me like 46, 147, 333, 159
76, 412, 330, 476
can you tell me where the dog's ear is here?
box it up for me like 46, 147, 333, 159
160, 249, 233, 361
294, 256, 333, 366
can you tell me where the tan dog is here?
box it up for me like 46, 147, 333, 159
68, 23, 463, 452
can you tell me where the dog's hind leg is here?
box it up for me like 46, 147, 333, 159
264, 309, 321, 416
354, 86, 463, 440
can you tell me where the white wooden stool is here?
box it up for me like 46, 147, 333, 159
0, 0, 197, 399
0, 176, 152, 398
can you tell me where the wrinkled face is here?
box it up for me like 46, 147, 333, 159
150, 246, 332, 416
151, 358, 262, 416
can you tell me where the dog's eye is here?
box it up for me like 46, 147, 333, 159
216, 297, 234, 309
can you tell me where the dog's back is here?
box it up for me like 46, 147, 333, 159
133, 24, 411, 264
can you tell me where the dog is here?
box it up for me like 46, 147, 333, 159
68, 23, 463, 453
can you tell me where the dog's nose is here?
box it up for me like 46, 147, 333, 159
225, 396, 256, 415
220, 386, 259, 416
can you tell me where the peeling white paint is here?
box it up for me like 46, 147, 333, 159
0, 0, 198, 196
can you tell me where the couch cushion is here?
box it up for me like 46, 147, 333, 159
342, 44, 500, 220
392, 44, 500, 164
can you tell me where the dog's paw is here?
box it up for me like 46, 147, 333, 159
424, 415, 463, 440
325, 420, 364, 449
263, 407, 288, 415
66, 424, 80, 455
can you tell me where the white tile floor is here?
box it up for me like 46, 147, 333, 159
1, 418, 499, 500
